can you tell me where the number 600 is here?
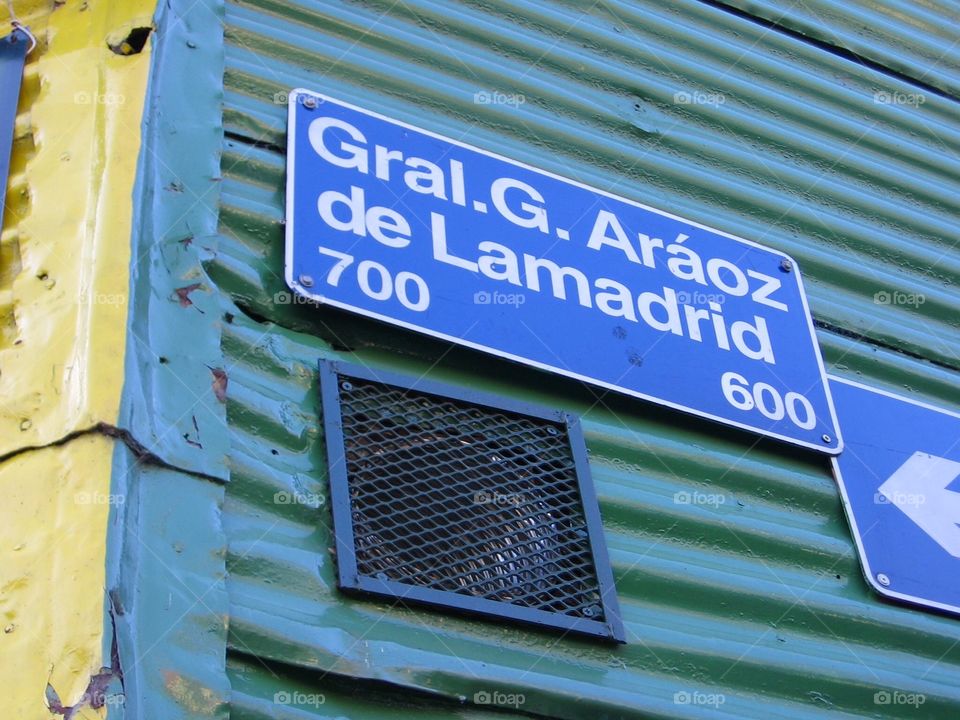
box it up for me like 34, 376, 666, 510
721, 371, 816, 429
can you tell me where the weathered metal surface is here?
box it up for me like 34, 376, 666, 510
715, 0, 960, 98
119, 0, 230, 481
132, 0, 960, 716
107, 444, 231, 720
0, 0, 154, 716
0, 435, 116, 719
0, 0, 154, 458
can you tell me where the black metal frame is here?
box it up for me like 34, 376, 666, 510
318, 359, 626, 643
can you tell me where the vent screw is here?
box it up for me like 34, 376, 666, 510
299, 274, 314, 287
779, 258, 793, 273
546, 426, 558, 436
303, 96, 318, 109
341, 381, 353, 391
821, 434, 832, 443
877, 572, 891, 587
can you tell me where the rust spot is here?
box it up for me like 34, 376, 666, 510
162, 670, 222, 714
210, 367, 228, 403
174, 283, 202, 307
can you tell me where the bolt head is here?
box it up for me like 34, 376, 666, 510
821, 434, 832, 443
303, 96, 318, 109
877, 573, 891, 587
299, 274, 314, 288
779, 258, 793, 272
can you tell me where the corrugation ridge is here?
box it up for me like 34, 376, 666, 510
228, 0, 960, 174
219, 8, 960, 246
222, 593, 960, 717
222, 509, 958, 671
707, 0, 960, 98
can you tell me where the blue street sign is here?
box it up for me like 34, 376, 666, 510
830, 376, 960, 616
285, 89, 842, 454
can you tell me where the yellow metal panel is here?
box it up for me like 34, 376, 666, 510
0, 0, 156, 716
0, 0, 154, 455
0, 435, 116, 719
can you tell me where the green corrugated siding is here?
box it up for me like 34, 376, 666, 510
716, 0, 960, 98
200, 0, 960, 717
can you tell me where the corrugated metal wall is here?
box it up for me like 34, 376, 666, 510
203, 0, 960, 717
715, 0, 960, 98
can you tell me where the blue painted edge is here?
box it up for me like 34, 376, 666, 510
0, 30, 28, 226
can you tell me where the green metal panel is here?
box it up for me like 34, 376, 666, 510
716, 0, 960, 98
130, 0, 960, 717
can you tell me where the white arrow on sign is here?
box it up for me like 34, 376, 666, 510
878, 451, 960, 558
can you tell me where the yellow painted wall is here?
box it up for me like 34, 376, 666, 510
0, 0, 155, 716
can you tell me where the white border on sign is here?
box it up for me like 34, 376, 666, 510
828, 374, 960, 616
284, 87, 844, 456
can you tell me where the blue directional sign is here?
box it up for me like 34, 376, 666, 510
830, 376, 960, 616
285, 89, 842, 454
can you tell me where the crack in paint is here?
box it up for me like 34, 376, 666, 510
0, 422, 226, 485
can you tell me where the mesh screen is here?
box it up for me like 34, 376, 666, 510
336, 376, 607, 621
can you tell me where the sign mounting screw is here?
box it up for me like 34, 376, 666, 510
299, 274, 314, 287
821, 434, 832, 443
779, 258, 793, 273
303, 96, 318, 109
877, 573, 891, 587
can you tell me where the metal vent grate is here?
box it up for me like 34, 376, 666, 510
320, 361, 625, 642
